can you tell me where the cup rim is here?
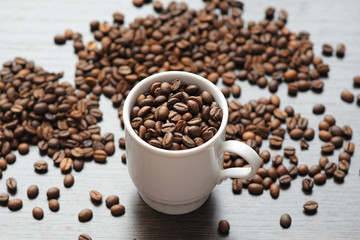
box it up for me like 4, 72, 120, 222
123, 71, 229, 157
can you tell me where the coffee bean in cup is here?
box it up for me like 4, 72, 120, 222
130, 79, 223, 150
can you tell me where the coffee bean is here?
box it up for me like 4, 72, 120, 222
94, 150, 107, 163
344, 142, 355, 155
334, 169, 346, 182
33, 207, 44, 220
60, 158, 72, 172
54, 35, 66, 45
270, 183, 280, 199
268, 167, 278, 180
270, 135, 283, 148
78, 209, 93, 222
298, 164, 309, 176
6, 177, 17, 192
313, 104, 325, 114
47, 187, 60, 200
280, 214, 291, 229
289, 128, 303, 140
341, 90, 354, 103
18, 143, 29, 154
64, 174, 74, 188
111, 204, 125, 216
79, 234, 92, 240
288, 164, 298, 178
324, 162, 336, 176
121, 153, 127, 164
232, 179, 243, 194
218, 220, 230, 235
49, 199, 60, 212
27, 185, 39, 199
133, 0, 144, 7
302, 178, 314, 192
284, 146, 296, 157
262, 177, 273, 190
314, 172, 326, 185
8, 198, 22, 211
339, 152, 351, 162
0, 158, 7, 170
231, 84, 241, 98
90, 190, 103, 203
34, 160, 48, 173
248, 183, 263, 195
304, 200, 318, 214
319, 156, 329, 169
342, 125, 352, 139
309, 165, 321, 177
321, 142, 335, 155
0, 193, 9, 206
338, 160, 349, 173
336, 43, 345, 58
118, 137, 126, 149
279, 174, 292, 186
322, 44, 333, 56
106, 195, 119, 209
330, 136, 343, 148
260, 150, 271, 163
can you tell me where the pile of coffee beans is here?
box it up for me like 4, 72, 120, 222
130, 79, 223, 150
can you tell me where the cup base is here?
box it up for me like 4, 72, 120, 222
139, 191, 210, 215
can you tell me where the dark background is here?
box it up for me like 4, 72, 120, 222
0, 0, 359, 239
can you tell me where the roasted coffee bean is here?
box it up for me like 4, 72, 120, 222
118, 137, 126, 149
324, 162, 336, 176
0, 193, 9, 206
272, 155, 283, 166
280, 214, 291, 229
298, 164, 309, 176
111, 204, 125, 216
322, 44, 333, 56
321, 142, 335, 155
268, 167, 278, 180
0, 158, 7, 170
27, 185, 39, 199
104, 141, 115, 156
8, 198, 22, 211
330, 136, 343, 148
18, 143, 29, 154
270, 135, 283, 148
262, 177, 273, 190
314, 172, 326, 185
6, 177, 17, 192
60, 158, 72, 172
64, 174, 74, 188
121, 153, 127, 164
289, 154, 298, 165
344, 142, 355, 155
73, 159, 84, 171
338, 160, 349, 173
34, 160, 48, 173
54, 35, 66, 45
133, 0, 144, 7
270, 183, 280, 199
303, 128, 315, 140
342, 125, 352, 139
218, 220, 230, 235
106, 195, 120, 209
288, 164, 298, 178
302, 178, 314, 192
313, 104, 325, 114
309, 165, 321, 177
334, 169, 346, 181
341, 90, 354, 103
354, 76, 360, 88
319, 130, 332, 142
284, 147, 296, 157
90, 190, 103, 203
78, 209, 93, 222
47, 187, 60, 200
279, 174, 292, 186
94, 150, 107, 163
78, 234, 92, 240
300, 140, 309, 150
289, 128, 303, 140
303, 200, 318, 214
276, 165, 288, 177
33, 207, 44, 220
319, 156, 329, 169
49, 199, 60, 212
260, 150, 271, 163
248, 183, 263, 195
339, 152, 351, 162
232, 179, 243, 194
336, 43, 345, 57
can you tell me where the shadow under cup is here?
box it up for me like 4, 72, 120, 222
123, 71, 235, 215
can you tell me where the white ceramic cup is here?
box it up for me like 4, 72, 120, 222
123, 71, 261, 215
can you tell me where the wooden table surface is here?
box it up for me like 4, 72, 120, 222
1, 0, 360, 239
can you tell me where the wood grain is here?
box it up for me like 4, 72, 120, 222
0, 0, 360, 239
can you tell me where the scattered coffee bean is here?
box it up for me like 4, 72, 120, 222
6, 177, 17, 192
284, 147, 296, 157
27, 185, 39, 199
303, 200, 318, 214
324, 162, 336, 176
334, 169, 345, 182
18, 143, 29, 154
354, 76, 360, 87
302, 178, 314, 192
90, 190, 103, 203
338, 160, 349, 173
339, 152, 351, 162
64, 174, 75, 188
341, 90, 354, 103
8, 198, 23, 211
298, 164, 309, 176
54, 35, 66, 45
279, 174, 292, 186
280, 214, 291, 229
272, 155, 283, 166
49, 199, 60, 212
336, 43, 345, 58
111, 204, 125, 216
47, 187, 60, 200
218, 220, 230, 235
321, 142, 335, 155
121, 153, 127, 164
34, 160, 48, 173
0, 193, 9, 206
248, 183, 263, 195
300, 140, 309, 150
344, 142, 355, 155
313, 104, 325, 114
78, 234, 92, 240
322, 44, 333, 56
319, 156, 329, 169
106, 195, 119, 209
270, 183, 280, 199
232, 179, 243, 194
309, 165, 321, 177
133, 0, 144, 7
314, 172, 327, 185
78, 209, 93, 222
33, 207, 44, 220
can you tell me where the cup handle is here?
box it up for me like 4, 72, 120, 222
217, 140, 261, 184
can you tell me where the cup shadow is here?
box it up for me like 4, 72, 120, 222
130, 191, 219, 239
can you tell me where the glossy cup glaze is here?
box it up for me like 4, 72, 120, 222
123, 71, 260, 214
